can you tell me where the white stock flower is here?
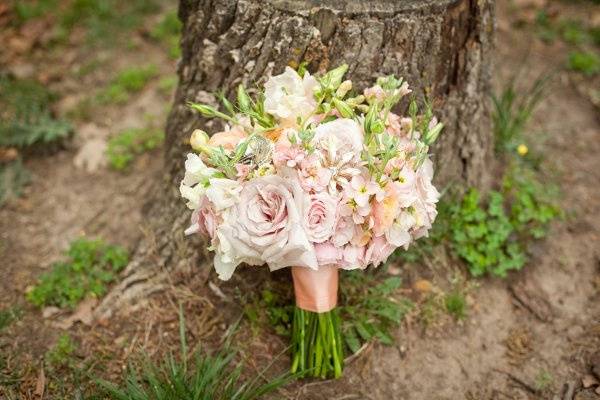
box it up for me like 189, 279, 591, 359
205, 178, 243, 211
264, 67, 319, 123
179, 153, 216, 209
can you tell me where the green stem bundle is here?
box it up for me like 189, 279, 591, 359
290, 307, 343, 379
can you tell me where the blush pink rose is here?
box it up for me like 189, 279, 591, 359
314, 241, 342, 266
216, 175, 318, 278
304, 192, 338, 243
208, 126, 247, 151
365, 235, 395, 268
185, 196, 218, 240
339, 245, 367, 270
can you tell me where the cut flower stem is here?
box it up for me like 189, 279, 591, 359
291, 306, 343, 379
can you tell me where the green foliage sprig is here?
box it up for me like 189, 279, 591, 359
26, 238, 129, 308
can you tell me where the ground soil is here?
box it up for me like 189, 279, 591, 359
1, 1, 599, 399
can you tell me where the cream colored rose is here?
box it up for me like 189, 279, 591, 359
264, 67, 319, 124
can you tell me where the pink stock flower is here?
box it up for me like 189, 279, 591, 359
332, 216, 354, 247
350, 224, 372, 247
386, 112, 413, 138
235, 163, 251, 181
304, 192, 338, 243
365, 235, 395, 268
364, 85, 386, 103
298, 154, 332, 193
371, 181, 402, 237
348, 175, 383, 207
273, 142, 305, 168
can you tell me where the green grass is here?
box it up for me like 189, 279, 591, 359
568, 51, 600, 76
0, 159, 31, 206
0, 307, 22, 332
97, 65, 159, 105
46, 333, 77, 369
0, 76, 72, 148
95, 308, 293, 400
444, 290, 467, 320
13, 0, 161, 46
150, 11, 182, 59
107, 127, 165, 170
340, 273, 413, 353
492, 76, 546, 156
11, 0, 59, 25
26, 238, 129, 309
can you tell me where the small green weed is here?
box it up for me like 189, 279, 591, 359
340, 272, 413, 353
107, 127, 164, 170
95, 308, 293, 400
11, 0, 59, 25
97, 65, 158, 105
492, 76, 546, 155
0, 76, 72, 148
45, 334, 77, 369
158, 75, 179, 96
0, 307, 22, 332
0, 159, 31, 206
150, 11, 182, 59
568, 51, 600, 76
447, 165, 560, 278
444, 290, 467, 320
448, 189, 524, 277
534, 369, 553, 391
61, 0, 160, 46
26, 238, 129, 308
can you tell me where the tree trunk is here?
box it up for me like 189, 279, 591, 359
94, 0, 495, 318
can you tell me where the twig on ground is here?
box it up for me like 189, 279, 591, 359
493, 368, 538, 395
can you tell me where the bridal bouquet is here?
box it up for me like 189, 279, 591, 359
180, 64, 442, 378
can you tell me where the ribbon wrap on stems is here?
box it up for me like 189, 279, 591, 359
290, 265, 343, 379
291, 266, 338, 313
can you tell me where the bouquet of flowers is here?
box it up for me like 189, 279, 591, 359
180, 64, 442, 379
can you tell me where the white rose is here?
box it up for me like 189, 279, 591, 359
312, 118, 364, 162
264, 67, 319, 123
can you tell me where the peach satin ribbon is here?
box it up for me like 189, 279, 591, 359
291, 266, 339, 313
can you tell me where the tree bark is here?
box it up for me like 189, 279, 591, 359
95, 0, 495, 318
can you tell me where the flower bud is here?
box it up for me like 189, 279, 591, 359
335, 80, 352, 98
190, 129, 210, 152
332, 98, 354, 118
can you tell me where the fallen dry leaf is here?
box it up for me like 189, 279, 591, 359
54, 297, 98, 329
582, 374, 599, 388
73, 138, 108, 173
413, 279, 433, 293
0, 147, 19, 163
35, 366, 45, 398
42, 306, 61, 319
